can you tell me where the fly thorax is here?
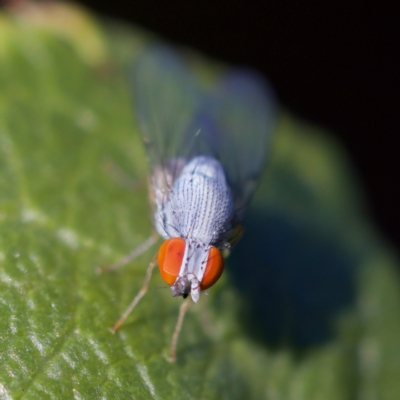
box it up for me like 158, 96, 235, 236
159, 156, 234, 244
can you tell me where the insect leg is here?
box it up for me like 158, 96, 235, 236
167, 298, 192, 362
96, 232, 158, 274
110, 251, 158, 332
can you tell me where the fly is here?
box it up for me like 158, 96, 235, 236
105, 45, 276, 361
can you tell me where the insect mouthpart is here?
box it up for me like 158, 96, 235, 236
171, 274, 198, 299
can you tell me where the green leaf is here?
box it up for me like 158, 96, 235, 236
1, 5, 400, 399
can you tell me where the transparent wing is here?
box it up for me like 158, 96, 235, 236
131, 45, 202, 177
131, 45, 277, 218
201, 69, 277, 216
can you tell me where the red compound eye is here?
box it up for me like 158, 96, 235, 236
200, 247, 224, 290
158, 238, 186, 286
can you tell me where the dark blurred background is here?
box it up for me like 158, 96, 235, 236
15, 0, 400, 249
78, 0, 399, 250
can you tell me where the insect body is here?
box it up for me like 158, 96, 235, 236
155, 155, 233, 301
110, 45, 276, 360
